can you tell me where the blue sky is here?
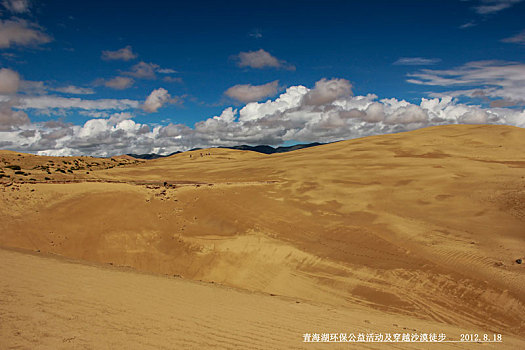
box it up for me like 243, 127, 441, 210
0, 0, 524, 155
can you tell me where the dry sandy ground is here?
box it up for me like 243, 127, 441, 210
2, 248, 523, 349
0, 149, 142, 183
1, 124, 524, 348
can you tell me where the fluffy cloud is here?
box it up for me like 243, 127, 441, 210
393, 57, 442, 65
302, 78, 353, 106
237, 85, 307, 122
384, 104, 427, 124
142, 88, 178, 113
224, 80, 279, 103
104, 76, 134, 90
458, 109, 489, 124
407, 60, 525, 103
101, 46, 138, 61
236, 49, 295, 70
362, 102, 385, 122
0, 19, 51, 48
0, 68, 20, 94
35, 113, 153, 156
2, 0, 30, 13
2, 78, 524, 156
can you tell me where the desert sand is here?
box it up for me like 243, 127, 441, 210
1, 124, 524, 348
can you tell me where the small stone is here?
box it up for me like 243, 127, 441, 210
516, 259, 522, 264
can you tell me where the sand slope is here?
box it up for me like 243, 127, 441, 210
2, 248, 524, 349
1, 124, 524, 347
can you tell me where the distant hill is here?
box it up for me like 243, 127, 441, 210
127, 142, 325, 159
126, 152, 179, 160
225, 142, 324, 154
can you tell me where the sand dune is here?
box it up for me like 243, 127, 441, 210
1, 124, 524, 348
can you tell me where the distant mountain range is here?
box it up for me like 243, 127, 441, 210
127, 142, 325, 160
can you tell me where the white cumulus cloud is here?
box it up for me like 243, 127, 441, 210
2, 78, 524, 156
302, 78, 353, 106
142, 88, 179, 113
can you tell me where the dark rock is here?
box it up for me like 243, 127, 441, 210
516, 259, 522, 264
